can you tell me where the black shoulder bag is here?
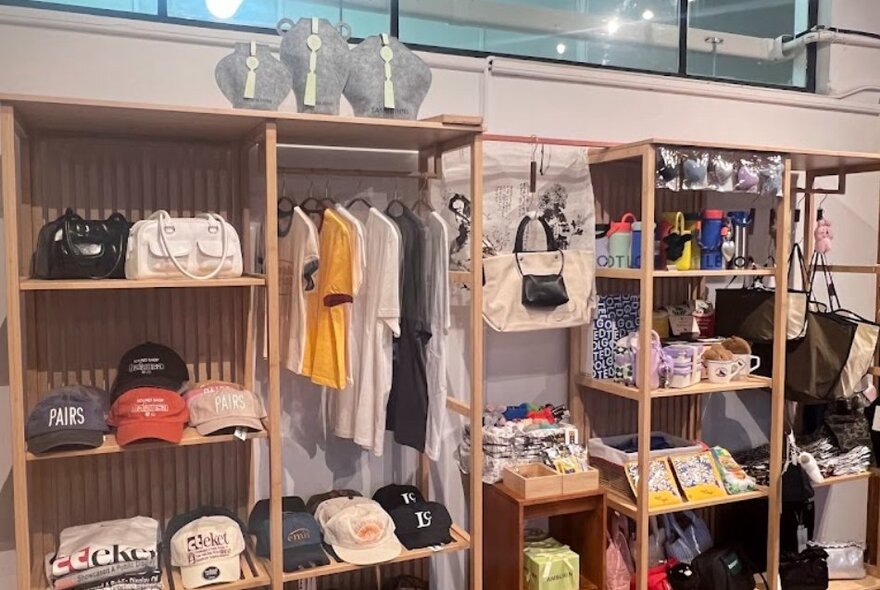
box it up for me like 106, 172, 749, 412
513, 215, 569, 308
33, 209, 130, 279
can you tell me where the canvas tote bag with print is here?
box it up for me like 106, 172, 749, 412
483, 215, 594, 332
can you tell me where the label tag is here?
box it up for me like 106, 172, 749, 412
796, 525, 808, 553
234, 427, 248, 441
872, 410, 880, 432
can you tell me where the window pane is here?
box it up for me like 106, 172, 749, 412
167, 0, 390, 38
29, 0, 157, 14
687, 0, 810, 87
399, 0, 679, 73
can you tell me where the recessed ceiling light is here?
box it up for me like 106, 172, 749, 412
205, 0, 243, 18
606, 18, 620, 34
556, 42, 567, 54
642, 9, 655, 20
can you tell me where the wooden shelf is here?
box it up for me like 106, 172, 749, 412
576, 375, 772, 400
19, 274, 266, 291
596, 268, 642, 279
166, 545, 270, 590
281, 524, 470, 583
596, 268, 775, 279
26, 426, 268, 461
606, 486, 768, 519
756, 571, 880, 590
812, 471, 872, 488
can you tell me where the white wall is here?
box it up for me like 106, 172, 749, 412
1, 2, 879, 587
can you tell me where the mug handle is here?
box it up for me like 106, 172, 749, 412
750, 355, 761, 372
731, 358, 746, 377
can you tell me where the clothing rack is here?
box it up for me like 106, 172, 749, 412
277, 166, 440, 180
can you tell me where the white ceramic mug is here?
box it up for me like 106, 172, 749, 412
733, 354, 761, 381
705, 359, 745, 384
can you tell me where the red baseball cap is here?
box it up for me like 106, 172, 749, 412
108, 387, 189, 446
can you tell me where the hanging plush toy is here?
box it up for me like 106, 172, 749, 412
814, 212, 833, 255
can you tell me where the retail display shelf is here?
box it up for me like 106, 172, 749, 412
166, 546, 270, 590
576, 375, 772, 400
281, 524, 471, 583
811, 471, 872, 487
578, 576, 599, 590
756, 571, 880, 590
25, 426, 269, 461
605, 487, 768, 519
19, 275, 267, 291
596, 268, 775, 279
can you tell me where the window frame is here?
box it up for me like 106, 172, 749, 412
2, 0, 818, 92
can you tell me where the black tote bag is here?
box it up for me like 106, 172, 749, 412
33, 208, 129, 279
714, 245, 810, 342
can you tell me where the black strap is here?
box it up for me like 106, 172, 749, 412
809, 251, 841, 310
278, 196, 295, 237
513, 215, 557, 253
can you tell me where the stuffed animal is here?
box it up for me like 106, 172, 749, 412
814, 218, 833, 254
721, 336, 751, 355
702, 342, 734, 362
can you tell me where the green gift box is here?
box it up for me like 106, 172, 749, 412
524, 543, 580, 590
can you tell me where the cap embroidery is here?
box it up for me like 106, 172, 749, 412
415, 511, 432, 529
287, 528, 311, 542
354, 521, 382, 542
48, 406, 85, 427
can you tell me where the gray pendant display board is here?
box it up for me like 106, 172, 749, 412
344, 35, 432, 120
277, 17, 351, 115
215, 43, 291, 111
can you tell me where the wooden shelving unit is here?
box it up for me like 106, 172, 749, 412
570, 139, 880, 590
0, 94, 484, 590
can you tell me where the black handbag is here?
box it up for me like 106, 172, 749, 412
668, 562, 701, 590
33, 209, 129, 279
779, 546, 829, 590
691, 548, 756, 590
513, 216, 569, 308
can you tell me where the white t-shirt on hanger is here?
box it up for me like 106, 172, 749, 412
343, 208, 400, 455
332, 204, 367, 435
279, 207, 320, 374
424, 212, 450, 461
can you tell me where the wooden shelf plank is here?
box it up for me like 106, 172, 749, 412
812, 471, 872, 488
654, 268, 775, 277
756, 571, 880, 590
281, 524, 470, 583
606, 486, 768, 519
19, 274, 266, 291
26, 426, 268, 461
596, 268, 642, 280
820, 264, 880, 274
166, 545, 270, 590
576, 375, 772, 400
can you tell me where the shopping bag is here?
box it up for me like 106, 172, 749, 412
592, 294, 640, 380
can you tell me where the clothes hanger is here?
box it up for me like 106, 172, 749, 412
385, 179, 408, 215
320, 177, 335, 207
277, 178, 296, 237
411, 177, 435, 216
346, 178, 371, 210
299, 177, 325, 229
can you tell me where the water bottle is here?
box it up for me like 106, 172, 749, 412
631, 222, 642, 268
727, 210, 753, 269
699, 209, 725, 269
608, 212, 636, 268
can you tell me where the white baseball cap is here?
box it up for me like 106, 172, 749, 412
170, 515, 245, 589
319, 499, 402, 565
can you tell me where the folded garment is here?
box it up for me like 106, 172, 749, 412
48, 554, 158, 590
74, 571, 162, 590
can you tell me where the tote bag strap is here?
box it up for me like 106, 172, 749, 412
156, 211, 231, 280
808, 250, 842, 310
514, 214, 557, 253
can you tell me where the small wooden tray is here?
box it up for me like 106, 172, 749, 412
503, 464, 563, 499
561, 467, 600, 494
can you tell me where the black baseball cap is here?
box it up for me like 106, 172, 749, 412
372, 484, 425, 511
382, 575, 428, 590
389, 501, 453, 550
26, 386, 110, 454
248, 496, 307, 536
306, 489, 362, 514
164, 506, 248, 549
111, 342, 189, 400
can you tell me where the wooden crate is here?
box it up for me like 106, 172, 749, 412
502, 464, 563, 499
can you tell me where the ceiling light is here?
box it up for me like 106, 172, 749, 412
606, 18, 620, 34
556, 42, 567, 54
642, 9, 654, 20
205, 0, 243, 19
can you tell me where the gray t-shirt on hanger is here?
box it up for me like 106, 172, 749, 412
385, 207, 431, 452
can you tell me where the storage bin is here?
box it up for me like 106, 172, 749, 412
503, 463, 563, 498
587, 432, 702, 498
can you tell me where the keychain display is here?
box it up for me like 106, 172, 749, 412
681, 151, 710, 191
656, 147, 681, 190
759, 154, 785, 196
736, 155, 761, 193
710, 151, 736, 192
214, 42, 290, 110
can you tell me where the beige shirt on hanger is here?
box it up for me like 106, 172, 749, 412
280, 207, 320, 374
424, 211, 450, 461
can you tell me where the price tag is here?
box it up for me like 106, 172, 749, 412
872, 410, 880, 432
234, 427, 248, 442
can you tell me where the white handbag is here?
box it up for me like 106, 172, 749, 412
482, 215, 594, 332
125, 211, 243, 280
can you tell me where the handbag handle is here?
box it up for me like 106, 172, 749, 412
672, 212, 686, 235
154, 211, 232, 280
513, 214, 557, 253
619, 212, 637, 224
808, 250, 842, 310
61, 209, 127, 279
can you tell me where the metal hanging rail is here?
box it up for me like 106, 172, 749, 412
277, 166, 439, 180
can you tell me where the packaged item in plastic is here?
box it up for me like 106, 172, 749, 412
669, 451, 728, 501
735, 155, 761, 193
711, 446, 757, 494
759, 154, 785, 196
710, 151, 736, 192
656, 147, 681, 190
681, 151, 710, 191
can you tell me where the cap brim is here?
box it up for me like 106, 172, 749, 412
398, 529, 454, 550
115, 420, 184, 446
195, 417, 264, 436
283, 544, 330, 572
27, 430, 105, 454
333, 537, 402, 566
179, 555, 241, 589
113, 377, 184, 399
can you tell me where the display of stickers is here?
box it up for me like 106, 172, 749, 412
625, 458, 683, 509
669, 451, 728, 502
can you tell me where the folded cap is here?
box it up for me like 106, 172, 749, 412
321, 499, 401, 565
306, 489, 362, 514
185, 381, 266, 436
372, 484, 425, 511
389, 501, 453, 550
111, 342, 189, 400
170, 515, 245, 589
248, 496, 307, 537
108, 388, 188, 446
26, 386, 110, 454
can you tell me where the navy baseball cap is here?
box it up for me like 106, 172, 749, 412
372, 484, 425, 511
252, 511, 329, 572
111, 342, 189, 400
389, 501, 453, 550
26, 386, 109, 454
248, 496, 307, 535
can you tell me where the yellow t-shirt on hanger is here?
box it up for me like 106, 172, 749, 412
302, 209, 354, 389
